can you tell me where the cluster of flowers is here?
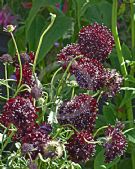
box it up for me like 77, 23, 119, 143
0, 22, 127, 166
0, 52, 62, 162
57, 23, 127, 163
58, 22, 123, 98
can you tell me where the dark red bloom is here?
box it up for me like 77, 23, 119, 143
102, 69, 123, 98
16, 63, 35, 88
22, 123, 51, 159
66, 131, 96, 163
57, 94, 98, 132
57, 43, 82, 70
78, 23, 114, 62
72, 57, 105, 91
13, 51, 35, 67
0, 96, 37, 129
104, 123, 127, 163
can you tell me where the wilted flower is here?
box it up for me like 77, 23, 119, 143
104, 122, 127, 163
43, 140, 63, 159
66, 131, 96, 163
57, 94, 98, 132
78, 22, 114, 62
31, 85, 42, 100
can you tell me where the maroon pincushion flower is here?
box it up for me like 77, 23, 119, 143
104, 123, 127, 163
0, 96, 37, 129
57, 94, 98, 132
72, 57, 105, 91
16, 63, 35, 88
13, 51, 35, 67
78, 23, 114, 62
66, 131, 96, 163
22, 123, 51, 159
57, 44, 82, 70
102, 69, 123, 98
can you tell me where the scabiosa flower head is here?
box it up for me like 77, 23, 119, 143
72, 57, 105, 91
102, 69, 123, 98
0, 96, 37, 129
0, 54, 13, 63
22, 123, 51, 159
78, 23, 114, 62
16, 63, 35, 87
104, 123, 127, 163
57, 43, 82, 70
13, 51, 35, 67
66, 131, 95, 163
57, 94, 98, 132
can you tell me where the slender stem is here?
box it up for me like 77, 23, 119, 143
10, 32, 22, 89
130, 0, 135, 49
112, 1, 135, 169
33, 13, 56, 73
112, 0, 127, 77
4, 63, 9, 99
94, 126, 108, 138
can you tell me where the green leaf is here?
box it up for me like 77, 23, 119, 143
25, 0, 61, 35
27, 14, 46, 51
94, 150, 120, 169
37, 15, 72, 63
118, 159, 132, 169
122, 43, 132, 60
103, 104, 116, 124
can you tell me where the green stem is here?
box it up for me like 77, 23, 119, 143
112, 0, 127, 77
4, 63, 9, 99
112, 1, 135, 169
130, 0, 135, 49
10, 32, 22, 89
33, 13, 56, 73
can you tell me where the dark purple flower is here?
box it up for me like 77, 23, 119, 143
57, 43, 82, 70
72, 57, 105, 91
16, 63, 35, 88
78, 23, 114, 62
0, 96, 38, 129
0, 54, 13, 63
104, 123, 127, 163
22, 123, 51, 159
66, 131, 96, 163
57, 94, 98, 132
